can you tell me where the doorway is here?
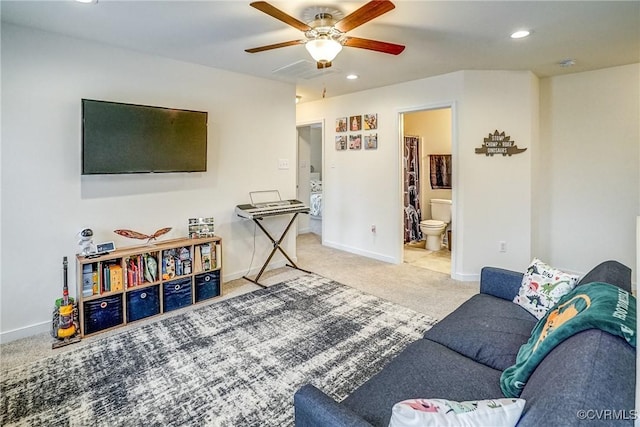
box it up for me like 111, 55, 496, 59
297, 121, 323, 237
401, 107, 453, 275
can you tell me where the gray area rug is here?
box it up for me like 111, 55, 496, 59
1, 273, 437, 426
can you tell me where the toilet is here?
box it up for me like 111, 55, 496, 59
420, 199, 452, 251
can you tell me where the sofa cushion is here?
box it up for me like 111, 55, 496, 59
388, 397, 525, 427
423, 294, 537, 371
513, 258, 579, 319
516, 329, 635, 426
341, 339, 504, 427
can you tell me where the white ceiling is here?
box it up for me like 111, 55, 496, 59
2, 1, 639, 103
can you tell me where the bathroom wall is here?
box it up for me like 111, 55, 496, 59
404, 109, 452, 220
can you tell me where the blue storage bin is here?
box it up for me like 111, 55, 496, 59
163, 277, 192, 312
126, 285, 160, 322
83, 294, 123, 335
195, 271, 220, 302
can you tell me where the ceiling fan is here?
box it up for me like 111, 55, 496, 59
245, 1, 405, 69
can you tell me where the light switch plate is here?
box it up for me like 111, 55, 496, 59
278, 159, 290, 169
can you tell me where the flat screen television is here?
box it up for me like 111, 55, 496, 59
82, 99, 208, 174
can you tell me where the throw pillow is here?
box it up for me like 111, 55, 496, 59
513, 258, 579, 319
388, 398, 525, 427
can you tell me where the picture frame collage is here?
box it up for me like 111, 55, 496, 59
335, 113, 378, 151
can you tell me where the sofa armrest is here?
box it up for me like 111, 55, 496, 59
294, 384, 374, 427
577, 260, 632, 292
479, 267, 523, 301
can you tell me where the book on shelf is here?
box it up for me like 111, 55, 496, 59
109, 264, 123, 291
92, 270, 99, 295
200, 244, 212, 271
125, 253, 158, 287
101, 259, 121, 293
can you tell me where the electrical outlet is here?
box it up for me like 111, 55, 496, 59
499, 241, 507, 252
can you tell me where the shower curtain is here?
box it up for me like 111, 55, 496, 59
403, 135, 422, 243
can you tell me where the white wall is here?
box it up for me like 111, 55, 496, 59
538, 64, 639, 280
457, 71, 538, 277
1, 24, 298, 342
298, 65, 639, 285
297, 70, 539, 279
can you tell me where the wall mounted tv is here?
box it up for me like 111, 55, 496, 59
82, 99, 208, 174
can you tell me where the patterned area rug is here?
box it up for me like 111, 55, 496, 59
1, 274, 437, 426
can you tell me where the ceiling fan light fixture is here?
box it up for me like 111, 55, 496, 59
305, 37, 343, 64
510, 30, 530, 39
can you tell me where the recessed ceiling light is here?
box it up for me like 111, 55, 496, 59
75, 0, 98, 3
510, 30, 530, 39
346, 74, 359, 80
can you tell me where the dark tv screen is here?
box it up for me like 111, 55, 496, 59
82, 99, 208, 174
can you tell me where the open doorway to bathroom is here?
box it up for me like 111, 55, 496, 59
297, 121, 323, 237
401, 107, 453, 275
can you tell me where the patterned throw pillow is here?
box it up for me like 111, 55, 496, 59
513, 258, 580, 319
388, 398, 525, 427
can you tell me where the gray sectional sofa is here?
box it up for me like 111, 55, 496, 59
294, 261, 635, 426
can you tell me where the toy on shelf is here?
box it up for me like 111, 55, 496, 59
114, 227, 172, 244
77, 228, 96, 255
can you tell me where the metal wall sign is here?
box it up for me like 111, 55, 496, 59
475, 130, 527, 156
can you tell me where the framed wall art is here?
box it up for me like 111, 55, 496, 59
349, 115, 362, 131
364, 114, 377, 130
335, 135, 347, 150
336, 117, 347, 132
349, 134, 362, 150
364, 133, 378, 149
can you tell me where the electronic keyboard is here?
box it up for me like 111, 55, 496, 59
235, 199, 310, 219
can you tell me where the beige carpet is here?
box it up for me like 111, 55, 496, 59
0, 233, 478, 371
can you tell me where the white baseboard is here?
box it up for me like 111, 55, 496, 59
222, 259, 292, 282
1, 320, 50, 344
452, 272, 480, 282
322, 240, 396, 264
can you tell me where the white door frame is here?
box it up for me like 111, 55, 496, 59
397, 102, 458, 278
296, 119, 325, 241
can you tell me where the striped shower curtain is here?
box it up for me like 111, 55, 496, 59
403, 135, 422, 243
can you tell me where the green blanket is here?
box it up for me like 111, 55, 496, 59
501, 282, 636, 398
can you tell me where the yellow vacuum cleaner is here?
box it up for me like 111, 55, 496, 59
52, 256, 81, 349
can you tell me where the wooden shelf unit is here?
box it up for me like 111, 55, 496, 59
76, 236, 222, 337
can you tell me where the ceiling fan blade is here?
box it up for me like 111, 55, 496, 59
250, 2, 312, 32
343, 36, 405, 55
245, 39, 306, 53
334, 0, 396, 33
